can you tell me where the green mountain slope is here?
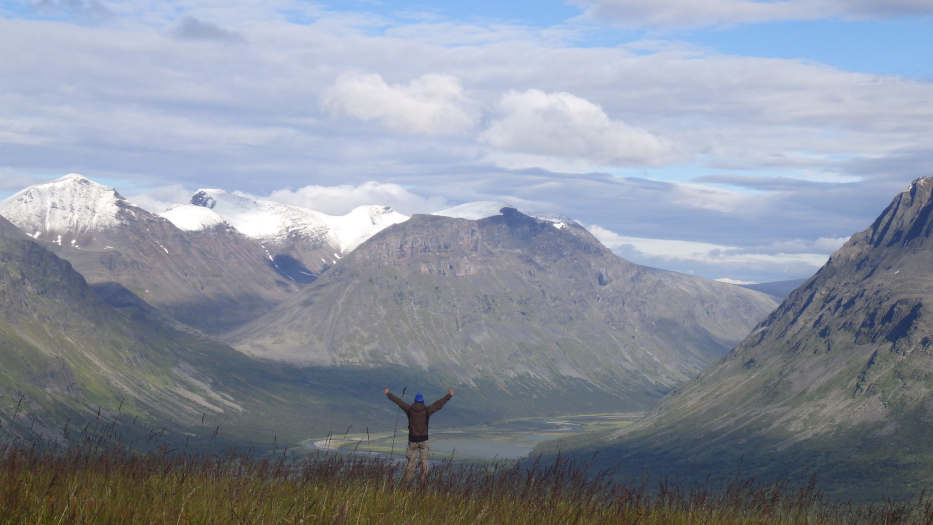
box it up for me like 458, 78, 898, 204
540, 178, 933, 500
233, 208, 777, 413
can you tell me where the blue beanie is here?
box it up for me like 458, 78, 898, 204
414, 392, 424, 403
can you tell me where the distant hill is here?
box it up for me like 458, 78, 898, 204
232, 208, 778, 413
539, 178, 933, 501
739, 278, 808, 301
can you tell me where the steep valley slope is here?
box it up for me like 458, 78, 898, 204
539, 178, 933, 500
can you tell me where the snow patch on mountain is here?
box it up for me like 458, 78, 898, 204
191, 188, 332, 240
328, 205, 408, 252
0, 173, 124, 236
160, 204, 226, 232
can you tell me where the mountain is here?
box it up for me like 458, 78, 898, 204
0, 212, 459, 446
542, 178, 933, 500
0, 212, 266, 442
0, 175, 302, 334
184, 188, 408, 275
231, 208, 778, 412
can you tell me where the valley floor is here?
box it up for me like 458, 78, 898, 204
303, 412, 643, 462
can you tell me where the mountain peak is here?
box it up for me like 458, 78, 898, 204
0, 174, 126, 238
191, 189, 218, 209
837, 176, 933, 259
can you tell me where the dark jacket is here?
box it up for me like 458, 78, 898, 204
387, 392, 452, 442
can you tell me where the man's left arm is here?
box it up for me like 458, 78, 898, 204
427, 389, 453, 414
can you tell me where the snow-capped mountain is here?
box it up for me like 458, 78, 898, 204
176, 188, 408, 271
0, 174, 304, 334
187, 189, 332, 241
0, 174, 126, 246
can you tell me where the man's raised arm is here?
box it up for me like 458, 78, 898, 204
427, 389, 453, 414
385, 388, 410, 411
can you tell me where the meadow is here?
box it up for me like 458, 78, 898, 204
2, 439, 931, 524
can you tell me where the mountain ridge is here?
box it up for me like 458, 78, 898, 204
232, 207, 778, 410
539, 177, 933, 500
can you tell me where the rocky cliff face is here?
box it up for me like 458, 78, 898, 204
232, 208, 777, 410
550, 178, 933, 499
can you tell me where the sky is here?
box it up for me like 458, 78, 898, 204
1, 0, 932, 283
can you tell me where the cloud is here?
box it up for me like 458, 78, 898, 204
480, 89, 675, 168
588, 223, 835, 281
692, 174, 840, 191
171, 17, 245, 43
323, 72, 478, 135
124, 184, 195, 213
0, 6, 930, 282
715, 277, 757, 285
569, 0, 933, 28
266, 181, 447, 215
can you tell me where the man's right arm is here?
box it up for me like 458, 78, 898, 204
385, 390, 410, 412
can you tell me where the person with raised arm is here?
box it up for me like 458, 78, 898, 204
384, 387, 454, 483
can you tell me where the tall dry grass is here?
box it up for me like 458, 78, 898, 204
1, 440, 931, 524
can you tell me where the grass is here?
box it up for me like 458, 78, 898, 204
1, 440, 931, 524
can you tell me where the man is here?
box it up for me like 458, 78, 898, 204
385, 387, 453, 482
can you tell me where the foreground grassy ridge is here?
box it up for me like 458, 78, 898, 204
1, 445, 931, 524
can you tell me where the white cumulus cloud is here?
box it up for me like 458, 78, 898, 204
480, 89, 675, 168
323, 72, 478, 135
266, 181, 446, 215
124, 184, 196, 213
